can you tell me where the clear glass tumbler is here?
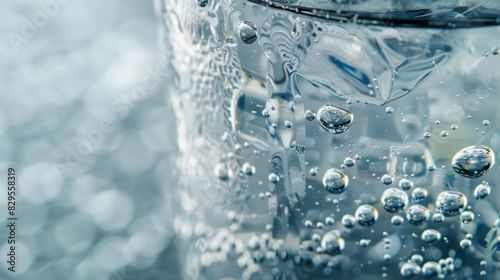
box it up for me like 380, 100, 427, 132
158, 0, 500, 279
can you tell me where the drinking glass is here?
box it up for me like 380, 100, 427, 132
158, 0, 500, 278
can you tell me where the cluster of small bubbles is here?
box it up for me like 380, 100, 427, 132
242, 162, 256, 175
342, 214, 357, 228
436, 191, 467, 217
460, 211, 475, 224
380, 174, 393, 185
451, 124, 458, 130
385, 107, 394, 113
412, 187, 428, 202
359, 239, 371, 247
400, 262, 421, 278
381, 188, 408, 213
391, 215, 404, 225
355, 205, 378, 227
399, 179, 413, 191
309, 168, 318, 176
321, 230, 345, 255
406, 205, 430, 225
423, 132, 431, 138
451, 145, 495, 178
322, 169, 348, 194
238, 21, 258, 44
432, 213, 445, 223
482, 120, 490, 126
284, 120, 293, 128
268, 173, 280, 183
441, 131, 449, 137
460, 239, 471, 249
304, 110, 316, 121
422, 262, 442, 278
317, 104, 354, 134
325, 217, 334, 225
474, 183, 491, 200
214, 162, 231, 181
197, 0, 209, 7
343, 157, 355, 167
421, 229, 441, 244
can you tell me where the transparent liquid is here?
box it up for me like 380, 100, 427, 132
159, 0, 500, 278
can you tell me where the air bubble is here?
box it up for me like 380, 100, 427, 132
304, 110, 316, 121
411, 254, 424, 264
412, 187, 428, 202
242, 162, 256, 175
317, 104, 353, 134
406, 205, 430, 225
355, 205, 378, 227
197, 0, 208, 7
436, 191, 467, 217
381, 174, 393, 185
432, 213, 445, 223
451, 124, 458, 130
460, 239, 471, 249
284, 120, 292, 128
381, 188, 408, 213
399, 179, 413, 190
322, 169, 348, 194
391, 215, 404, 226
268, 173, 280, 183
482, 120, 490, 126
451, 145, 495, 178
422, 262, 441, 278
474, 183, 491, 200
421, 229, 441, 244
343, 157, 355, 167
341, 214, 356, 228
238, 21, 258, 44
441, 131, 449, 137
325, 217, 334, 225
321, 230, 345, 255
214, 163, 231, 180
385, 107, 394, 113
309, 168, 318, 176
460, 211, 475, 224
400, 262, 421, 278
423, 132, 431, 138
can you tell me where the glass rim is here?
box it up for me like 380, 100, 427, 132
248, 0, 500, 28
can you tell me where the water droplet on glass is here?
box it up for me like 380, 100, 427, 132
432, 213, 445, 223
399, 179, 413, 191
412, 187, 428, 202
342, 214, 356, 228
304, 110, 316, 121
268, 173, 280, 184
214, 163, 231, 180
343, 157, 355, 167
317, 104, 353, 134
355, 205, 378, 227
321, 230, 345, 255
436, 191, 467, 217
421, 229, 441, 244
322, 169, 348, 194
406, 205, 430, 225
391, 215, 404, 226
242, 162, 256, 175
460, 211, 475, 224
451, 145, 495, 178
381, 174, 393, 185
381, 188, 408, 213
474, 183, 491, 200
400, 262, 421, 278
197, 0, 208, 7
238, 21, 258, 44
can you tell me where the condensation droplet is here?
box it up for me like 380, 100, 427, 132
317, 104, 353, 134
322, 169, 348, 194
451, 145, 495, 178
436, 191, 467, 217
355, 205, 378, 227
474, 183, 491, 200
238, 21, 258, 44
381, 188, 408, 213
406, 205, 430, 225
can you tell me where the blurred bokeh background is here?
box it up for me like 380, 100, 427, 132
0, 0, 180, 279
